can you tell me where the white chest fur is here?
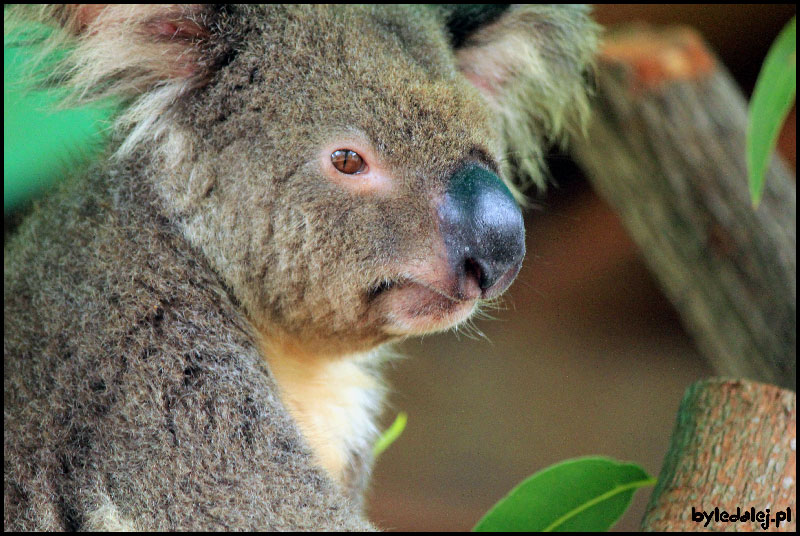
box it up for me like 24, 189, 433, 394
262, 347, 385, 485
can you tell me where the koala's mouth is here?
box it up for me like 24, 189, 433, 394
367, 277, 478, 336
367, 279, 398, 300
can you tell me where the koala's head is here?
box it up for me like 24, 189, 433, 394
24, 5, 597, 356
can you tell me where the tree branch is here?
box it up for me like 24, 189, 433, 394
570, 26, 796, 389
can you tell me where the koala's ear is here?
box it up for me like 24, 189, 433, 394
445, 5, 600, 191
24, 4, 230, 103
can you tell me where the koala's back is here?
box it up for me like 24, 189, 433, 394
3, 168, 372, 531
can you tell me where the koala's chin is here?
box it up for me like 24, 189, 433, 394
372, 256, 524, 337
374, 281, 481, 336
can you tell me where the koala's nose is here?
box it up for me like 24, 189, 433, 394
438, 164, 525, 299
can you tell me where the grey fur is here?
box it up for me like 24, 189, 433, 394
5, 5, 598, 530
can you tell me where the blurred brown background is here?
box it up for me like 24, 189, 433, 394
367, 4, 796, 531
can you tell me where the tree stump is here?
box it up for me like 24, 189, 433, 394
642, 378, 796, 531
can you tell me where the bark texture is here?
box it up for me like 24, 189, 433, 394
642, 378, 796, 531
570, 26, 796, 390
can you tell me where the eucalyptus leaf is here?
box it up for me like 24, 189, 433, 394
473, 456, 655, 532
373, 411, 407, 458
746, 16, 796, 207
4, 22, 117, 213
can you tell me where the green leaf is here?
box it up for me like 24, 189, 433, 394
746, 16, 796, 207
4, 22, 117, 213
473, 456, 656, 532
373, 411, 407, 458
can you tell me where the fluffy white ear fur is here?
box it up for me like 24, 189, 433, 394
455, 5, 599, 193
5, 4, 218, 160
41, 4, 213, 100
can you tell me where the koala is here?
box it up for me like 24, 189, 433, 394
4, 4, 598, 531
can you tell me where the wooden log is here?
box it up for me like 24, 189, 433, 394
570, 26, 796, 389
642, 378, 796, 531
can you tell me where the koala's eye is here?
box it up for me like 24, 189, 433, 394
331, 149, 367, 174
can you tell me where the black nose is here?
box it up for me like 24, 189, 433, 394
438, 164, 525, 298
